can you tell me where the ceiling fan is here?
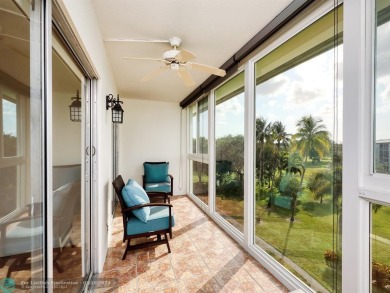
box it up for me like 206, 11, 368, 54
118, 37, 226, 87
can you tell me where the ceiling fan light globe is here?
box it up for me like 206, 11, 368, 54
170, 63, 180, 70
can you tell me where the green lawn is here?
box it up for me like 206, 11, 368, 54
255, 194, 340, 292
372, 206, 390, 266
193, 161, 390, 292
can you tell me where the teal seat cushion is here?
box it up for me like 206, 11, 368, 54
122, 179, 150, 223
144, 182, 171, 193
144, 162, 169, 183
126, 206, 175, 236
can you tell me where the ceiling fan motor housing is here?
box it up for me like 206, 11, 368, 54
163, 49, 181, 62
169, 37, 181, 47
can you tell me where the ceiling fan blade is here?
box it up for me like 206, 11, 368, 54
105, 38, 169, 43
175, 49, 196, 62
187, 62, 226, 77
123, 57, 168, 63
177, 69, 195, 87
141, 66, 168, 82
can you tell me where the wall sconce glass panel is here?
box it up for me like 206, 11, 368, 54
69, 90, 81, 122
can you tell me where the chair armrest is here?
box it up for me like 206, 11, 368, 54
0, 215, 42, 238
122, 203, 174, 229
1, 214, 42, 226
147, 191, 169, 199
147, 191, 169, 196
26, 202, 43, 216
168, 175, 174, 195
122, 203, 172, 213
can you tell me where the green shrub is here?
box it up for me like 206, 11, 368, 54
216, 172, 243, 200
372, 260, 390, 289
280, 177, 300, 198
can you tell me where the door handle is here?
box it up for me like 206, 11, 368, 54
86, 146, 96, 156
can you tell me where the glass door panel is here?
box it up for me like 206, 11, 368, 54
52, 34, 90, 291
0, 0, 44, 288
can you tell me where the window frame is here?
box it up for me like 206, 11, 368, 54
213, 69, 246, 235
343, 0, 390, 292
362, 0, 390, 191
246, 2, 343, 291
188, 96, 209, 159
0, 86, 27, 220
186, 1, 345, 292
187, 95, 210, 206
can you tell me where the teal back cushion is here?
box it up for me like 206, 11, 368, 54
127, 179, 144, 191
144, 162, 169, 183
122, 179, 150, 223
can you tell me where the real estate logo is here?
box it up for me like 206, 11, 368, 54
0, 278, 15, 293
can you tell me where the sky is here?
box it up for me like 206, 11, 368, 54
255, 47, 343, 143
375, 19, 390, 141
215, 46, 344, 143
2, 99, 17, 137
215, 29, 389, 144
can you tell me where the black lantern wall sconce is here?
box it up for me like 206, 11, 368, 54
106, 94, 124, 124
69, 90, 81, 122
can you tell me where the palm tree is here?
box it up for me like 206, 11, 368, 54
280, 152, 306, 221
292, 115, 331, 164
307, 170, 332, 203
271, 121, 291, 178
272, 121, 290, 151
255, 117, 271, 189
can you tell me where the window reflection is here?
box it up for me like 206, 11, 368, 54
371, 203, 390, 292
374, 0, 390, 175
2, 98, 18, 157
189, 97, 209, 205
52, 45, 83, 290
190, 105, 197, 154
0, 0, 44, 286
198, 98, 208, 155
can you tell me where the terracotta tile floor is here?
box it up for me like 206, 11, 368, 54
98, 196, 289, 293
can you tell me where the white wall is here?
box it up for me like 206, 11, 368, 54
60, 0, 117, 273
60, 0, 188, 274
119, 98, 187, 196
52, 90, 81, 166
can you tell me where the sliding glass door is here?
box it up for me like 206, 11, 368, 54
0, 0, 45, 288
0, 1, 94, 291
51, 33, 92, 291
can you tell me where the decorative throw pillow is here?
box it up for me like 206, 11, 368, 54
127, 179, 146, 195
143, 162, 169, 183
122, 179, 150, 223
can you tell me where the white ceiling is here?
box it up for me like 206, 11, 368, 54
91, 0, 294, 103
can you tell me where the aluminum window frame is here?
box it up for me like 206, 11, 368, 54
246, 2, 343, 291
186, 1, 344, 292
